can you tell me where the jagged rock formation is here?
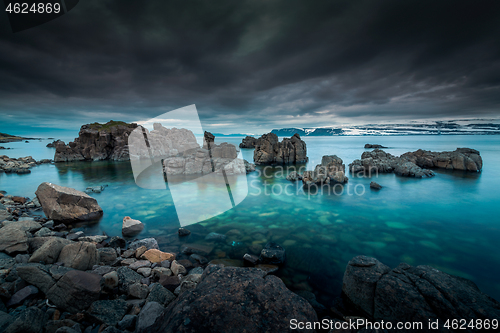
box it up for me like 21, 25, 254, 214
349, 149, 435, 178
253, 133, 307, 165
128, 124, 254, 176
54, 121, 138, 162
402, 148, 483, 172
239, 136, 258, 148
350, 147, 482, 178
302, 155, 348, 186
46, 139, 63, 148
342, 256, 500, 332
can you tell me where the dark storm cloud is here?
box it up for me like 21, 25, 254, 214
0, 0, 499, 132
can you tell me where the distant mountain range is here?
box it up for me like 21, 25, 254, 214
270, 119, 500, 136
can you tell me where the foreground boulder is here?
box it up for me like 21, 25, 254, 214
342, 256, 500, 332
145, 265, 317, 333
35, 182, 103, 222
46, 270, 102, 313
54, 121, 138, 162
57, 241, 99, 270
253, 133, 307, 165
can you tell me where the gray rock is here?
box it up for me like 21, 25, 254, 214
17, 264, 56, 294
34, 227, 56, 237
243, 253, 259, 265
103, 271, 119, 289
137, 267, 151, 277
135, 302, 164, 333
370, 181, 382, 190
189, 267, 204, 275
4, 306, 45, 333
78, 235, 107, 243
121, 216, 144, 237
88, 299, 129, 326
146, 283, 175, 306
0, 224, 29, 254
91, 265, 114, 276
170, 260, 186, 276
107, 236, 126, 249
35, 182, 103, 222
129, 282, 149, 299
117, 314, 136, 331
58, 242, 99, 270
97, 248, 117, 265
29, 237, 72, 264
116, 267, 143, 293
129, 260, 150, 270
128, 238, 159, 251
189, 254, 207, 265
46, 270, 102, 313
286, 171, 302, 181
14, 254, 29, 264
253, 133, 308, 165
6, 285, 38, 307
49, 265, 74, 280
302, 155, 348, 186
239, 136, 258, 148
42, 220, 55, 228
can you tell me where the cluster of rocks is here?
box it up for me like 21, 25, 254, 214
127, 125, 255, 176
0, 156, 52, 174
287, 155, 349, 187
253, 133, 308, 165
340, 256, 500, 332
0, 147, 11, 150
350, 148, 483, 178
54, 121, 139, 162
401, 148, 483, 172
349, 149, 435, 178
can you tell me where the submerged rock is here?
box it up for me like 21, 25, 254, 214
369, 181, 382, 190
35, 182, 103, 222
364, 144, 387, 149
144, 265, 317, 333
259, 242, 286, 265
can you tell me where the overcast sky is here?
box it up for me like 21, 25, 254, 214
1, 0, 500, 135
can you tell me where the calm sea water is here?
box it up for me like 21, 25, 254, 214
1, 135, 500, 305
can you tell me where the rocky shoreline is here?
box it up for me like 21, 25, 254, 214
1, 183, 499, 333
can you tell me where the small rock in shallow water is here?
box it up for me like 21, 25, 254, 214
205, 232, 226, 242
122, 216, 144, 237
178, 228, 191, 237
243, 253, 259, 265
370, 181, 383, 190
189, 254, 208, 265
259, 242, 286, 265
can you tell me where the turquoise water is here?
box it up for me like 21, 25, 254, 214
1, 135, 500, 305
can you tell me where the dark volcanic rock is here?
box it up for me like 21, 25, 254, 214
88, 299, 130, 326
145, 265, 317, 333
364, 144, 387, 149
46, 270, 102, 313
203, 131, 215, 149
54, 121, 138, 162
369, 181, 382, 190
4, 306, 45, 333
259, 242, 286, 265
253, 133, 307, 165
35, 182, 103, 222
342, 256, 500, 332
